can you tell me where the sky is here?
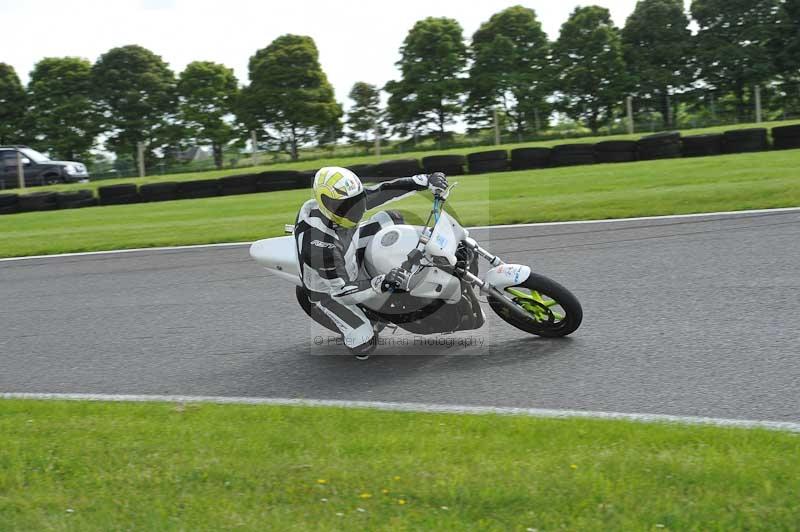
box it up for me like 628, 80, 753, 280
0, 0, 694, 109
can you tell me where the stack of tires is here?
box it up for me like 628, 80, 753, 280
295, 170, 317, 189
175, 179, 220, 199
594, 141, 637, 164
771, 125, 800, 150
510, 148, 551, 170
421, 155, 466, 175
56, 189, 96, 209
219, 174, 258, 196
0, 193, 19, 215
550, 144, 595, 167
722, 128, 769, 154
467, 150, 508, 174
140, 182, 179, 202
681, 134, 724, 157
19, 191, 59, 212
637, 132, 682, 160
346, 164, 377, 180
256, 171, 300, 192
99, 184, 140, 205
374, 159, 421, 181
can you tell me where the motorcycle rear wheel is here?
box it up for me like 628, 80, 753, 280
487, 273, 582, 337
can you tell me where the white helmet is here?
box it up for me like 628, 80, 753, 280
313, 167, 366, 228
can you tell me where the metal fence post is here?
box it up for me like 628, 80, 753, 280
755, 85, 762, 123
136, 142, 146, 178
493, 107, 501, 145
626, 96, 634, 134
251, 131, 259, 167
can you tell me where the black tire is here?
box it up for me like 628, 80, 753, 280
469, 159, 508, 174
140, 182, 179, 202
59, 197, 98, 209
295, 170, 317, 189
43, 173, 63, 185
773, 136, 800, 150
550, 144, 596, 167
488, 273, 583, 338
638, 143, 682, 160
722, 128, 769, 154
256, 171, 301, 192
510, 147, 551, 170
175, 179, 220, 199
595, 151, 638, 163
219, 173, 258, 195
56, 189, 94, 208
422, 155, 466, 174
466, 150, 508, 164
18, 191, 59, 212
681, 134, 724, 157
772, 124, 800, 139
375, 159, 422, 180
0, 204, 19, 215
98, 183, 138, 200
594, 140, 638, 153
0, 193, 19, 208
296, 286, 340, 333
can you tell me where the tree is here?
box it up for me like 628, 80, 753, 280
91, 45, 177, 161
177, 61, 239, 169
346, 82, 383, 149
238, 34, 342, 161
0, 63, 27, 145
552, 6, 629, 133
26, 57, 100, 161
622, 0, 692, 128
467, 6, 551, 137
385, 17, 467, 140
691, 0, 785, 119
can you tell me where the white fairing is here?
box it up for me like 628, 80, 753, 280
249, 236, 302, 286
425, 211, 465, 266
485, 263, 531, 290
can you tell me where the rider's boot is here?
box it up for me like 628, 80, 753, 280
349, 333, 378, 360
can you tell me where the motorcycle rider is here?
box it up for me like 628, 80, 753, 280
295, 166, 448, 359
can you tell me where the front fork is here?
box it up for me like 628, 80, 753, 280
459, 238, 535, 322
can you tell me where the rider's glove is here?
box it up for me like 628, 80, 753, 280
426, 172, 448, 196
380, 267, 412, 292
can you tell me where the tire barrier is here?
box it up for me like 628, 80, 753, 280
140, 181, 179, 202
375, 159, 422, 181
0, 193, 19, 215
422, 154, 467, 175
19, 191, 59, 212
594, 141, 638, 164
219, 173, 258, 196
550, 144, 596, 167
98, 183, 141, 205
296, 170, 317, 189
681, 134, 724, 158
2, 124, 799, 217
56, 189, 96, 209
722, 128, 769, 154
771, 125, 800, 150
637, 132, 682, 161
510, 148, 551, 170
256, 171, 301, 192
175, 179, 220, 200
467, 150, 508, 174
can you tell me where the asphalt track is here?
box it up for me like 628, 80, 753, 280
1, 210, 799, 423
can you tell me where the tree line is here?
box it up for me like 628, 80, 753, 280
0, 0, 798, 168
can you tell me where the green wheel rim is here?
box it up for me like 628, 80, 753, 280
506, 287, 566, 324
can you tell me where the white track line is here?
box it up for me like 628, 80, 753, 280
2, 392, 799, 433
3, 206, 799, 263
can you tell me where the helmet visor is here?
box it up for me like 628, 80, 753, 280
321, 191, 367, 225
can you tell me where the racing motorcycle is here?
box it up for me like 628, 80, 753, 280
250, 183, 582, 342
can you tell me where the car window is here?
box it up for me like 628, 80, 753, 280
19, 148, 50, 163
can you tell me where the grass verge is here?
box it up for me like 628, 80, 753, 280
0, 399, 798, 530
4, 118, 799, 195
1, 150, 799, 258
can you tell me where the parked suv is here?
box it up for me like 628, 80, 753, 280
0, 145, 89, 188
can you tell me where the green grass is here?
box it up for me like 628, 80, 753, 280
4, 118, 800, 195
1, 150, 799, 258
0, 399, 798, 530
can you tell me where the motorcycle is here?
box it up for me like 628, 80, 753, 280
250, 182, 582, 343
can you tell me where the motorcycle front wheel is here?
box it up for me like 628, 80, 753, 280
487, 273, 582, 337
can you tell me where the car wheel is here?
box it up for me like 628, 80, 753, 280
43, 174, 63, 185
